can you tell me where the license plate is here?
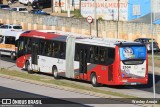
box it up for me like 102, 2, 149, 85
131, 83, 136, 85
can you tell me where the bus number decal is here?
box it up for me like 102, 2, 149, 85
122, 66, 131, 69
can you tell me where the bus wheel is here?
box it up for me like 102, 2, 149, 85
91, 73, 99, 87
25, 61, 32, 74
52, 67, 59, 79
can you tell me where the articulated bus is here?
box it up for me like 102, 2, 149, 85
16, 30, 148, 86
0, 30, 23, 59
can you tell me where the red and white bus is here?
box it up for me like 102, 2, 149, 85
16, 30, 148, 86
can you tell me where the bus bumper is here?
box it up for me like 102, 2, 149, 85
112, 78, 148, 85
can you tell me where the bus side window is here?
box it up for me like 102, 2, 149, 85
51, 42, 55, 57
47, 41, 53, 57
59, 42, 66, 59
106, 48, 115, 65
19, 40, 24, 51
25, 38, 32, 54
94, 46, 99, 63
75, 44, 80, 61
53, 42, 63, 58
44, 41, 50, 56
39, 40, 44, 55
99, 47, 106, 64
89, 46, 94, 63
52, 42, 58, 57
40, 41, 45, 56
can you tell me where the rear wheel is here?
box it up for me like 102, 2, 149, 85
91, 73, 99, 87
52, 66, 59, 79
25, 61, 32, 73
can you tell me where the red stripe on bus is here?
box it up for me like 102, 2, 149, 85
21, 30, 61, 40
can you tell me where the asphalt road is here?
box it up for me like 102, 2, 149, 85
0, 55, 160, 99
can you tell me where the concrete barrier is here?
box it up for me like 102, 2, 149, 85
0, 9, 160, 46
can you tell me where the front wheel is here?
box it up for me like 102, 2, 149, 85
52, 67, 59, 79
91, 73, 99, 87
25, 61, 32, 73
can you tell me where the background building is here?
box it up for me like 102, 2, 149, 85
81, 0, 160, 24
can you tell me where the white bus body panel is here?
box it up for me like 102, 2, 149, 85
37, 55, 66, 73
120, 60, 146, 77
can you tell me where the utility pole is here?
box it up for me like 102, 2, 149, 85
94, 0, 97, 37
150, 0, 156, 102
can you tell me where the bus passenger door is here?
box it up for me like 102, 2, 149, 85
79, 49, 87, 80
31, 40, 39, 71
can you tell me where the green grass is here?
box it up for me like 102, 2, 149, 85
0, 68, 136, 98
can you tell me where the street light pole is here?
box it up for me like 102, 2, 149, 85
116, 0, 120, 39
67, 0, 70, 17
118, 0, 120, 21
150, 0, 156, 102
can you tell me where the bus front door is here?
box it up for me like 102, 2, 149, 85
31, 40, 39, 71
79, 49, 87, 80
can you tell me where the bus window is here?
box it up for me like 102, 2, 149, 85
75, 44, 80, 61
43, 41, 50, 56
25, 38, 32, 54
18, 40, 24, 52
39, 40, 45, 55
52, 42, 66, 59
88, 46, 94, 63
40, 40, 55, 57
5, 36, 16, 44
88, 46, 115, 65
47, 41, 53, 57
51, 42, 60, 58
59, 42, 66, 59
99, 47, 106, 64
94, 46, 99, 63
106, 48, 115, 65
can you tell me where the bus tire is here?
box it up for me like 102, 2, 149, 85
91, 73, 99, 87
25, 61, 32, 74
52, 66, 59, 79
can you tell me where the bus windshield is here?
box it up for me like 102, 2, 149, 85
119, 46, 146, 61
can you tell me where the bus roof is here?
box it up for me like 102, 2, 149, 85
20, 30, 67, 42
20, 30, 143, 48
